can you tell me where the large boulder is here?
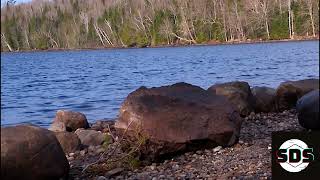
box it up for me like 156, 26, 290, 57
207, 81, 254, 116
251, 86, 276, 113
54, 132, 81, 153
50, 110, 89, 132
75, 129, 106, 146
115, 82, 242, 160
296, 90, 319, 130
276, 79, 319, 111
1, 125, 69, 180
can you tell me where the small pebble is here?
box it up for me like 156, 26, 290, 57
96, 176, 107, 180
172, 164, 179, 170
115, 176, 123, 180
196, 150, 202, 155
105, 168, 124, 177
213, 146, 222, 152
67, 156, 74, 161
150, 166, 156, 171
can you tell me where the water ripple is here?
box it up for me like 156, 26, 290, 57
1, 41, 319, 127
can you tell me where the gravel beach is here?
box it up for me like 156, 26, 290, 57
68, 109, 304, 180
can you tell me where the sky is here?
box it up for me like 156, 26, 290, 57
7, 0, 30, 3
1, 0, 31, 7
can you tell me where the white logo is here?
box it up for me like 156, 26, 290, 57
277, 139, 314, 172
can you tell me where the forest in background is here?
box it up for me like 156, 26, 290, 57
1, 0, 319, 52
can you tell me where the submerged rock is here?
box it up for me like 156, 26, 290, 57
1, 125, 69, 180
50, 110, 89, 132
276, 79, 319, 111
208, 81, 254, 116
115, 82, 242, 161
296, 90, 320, 130
251, 86, 276, 113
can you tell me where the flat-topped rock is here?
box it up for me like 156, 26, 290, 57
75, 129, 107, 146
115, 82, 242, 160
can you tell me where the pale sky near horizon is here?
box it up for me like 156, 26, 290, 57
1, 0, 31, 7
5, 0, 30, 2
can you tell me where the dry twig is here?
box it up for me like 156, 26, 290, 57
82, 119, 135, 172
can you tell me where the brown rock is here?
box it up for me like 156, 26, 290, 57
54, 131, 81, 153
115, 82, 242, 160
208, 81, 254, 116
251, 86, 276, 113
276, 79, 319, 111
1, 125, 69, 180
51, 110, 89, 132
49, 121, 66, 132
91, 119, 115, 132
75, 129, 106, 146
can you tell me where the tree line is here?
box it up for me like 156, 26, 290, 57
1, 0, 319, 51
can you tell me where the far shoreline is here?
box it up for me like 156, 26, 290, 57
1, 37, 319, 54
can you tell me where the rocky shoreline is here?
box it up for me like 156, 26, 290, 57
1, 78, 319, 180
69, 110, 304, 180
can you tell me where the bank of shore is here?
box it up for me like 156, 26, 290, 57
1, 37, 319, 53
70, 110, 303, 180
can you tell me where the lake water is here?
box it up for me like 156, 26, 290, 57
1, 41, 319, 127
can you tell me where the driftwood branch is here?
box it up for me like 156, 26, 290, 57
43, 31, 59, 48
94, 24, 105, 46
171, 33, 196, 44
1, 33, 13, 51
107, 124, 116, 141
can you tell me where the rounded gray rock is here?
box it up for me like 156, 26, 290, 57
75, 129, 106, 146
296, 90, 319, 130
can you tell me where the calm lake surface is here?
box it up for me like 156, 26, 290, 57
1, 41, 319, 127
